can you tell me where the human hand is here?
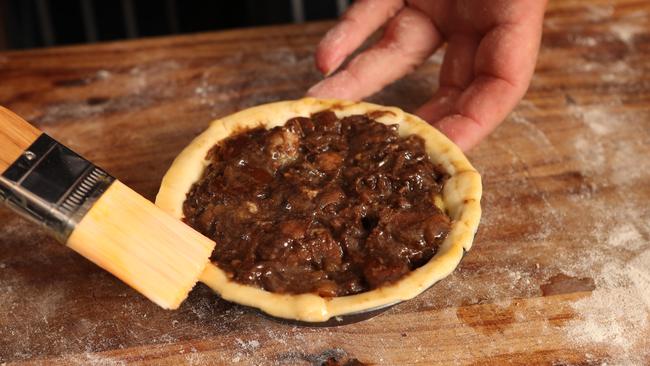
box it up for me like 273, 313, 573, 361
307, 0, 548, 151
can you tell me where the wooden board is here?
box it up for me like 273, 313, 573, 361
1, 0, 649, 364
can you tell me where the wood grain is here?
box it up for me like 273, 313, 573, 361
0, 107, 41, 173
1, 0, 649, 365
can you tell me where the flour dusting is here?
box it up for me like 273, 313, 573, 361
61, 353, 127, 366
96, 69, 112, 80
585, 4, 614, 21
610, 22, 644, 46
192, 49, 316, 117
556, 113, 650, 362
37, 60, 180, 124
607, 223, 644, 250
563, 250, 650, 365
569, 103, 625, 137
565, 288, 648, 352
629, 252, 650, 310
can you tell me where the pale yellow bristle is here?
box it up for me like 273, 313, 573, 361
66, 181, 215, 309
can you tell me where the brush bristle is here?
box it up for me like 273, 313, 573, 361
67, 181, 215, 309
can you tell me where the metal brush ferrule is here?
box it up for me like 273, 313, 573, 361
0, 134, 115, 242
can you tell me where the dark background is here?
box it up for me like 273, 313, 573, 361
0, 0, 349, 50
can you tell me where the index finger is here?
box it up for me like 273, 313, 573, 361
315, 0, 404, 75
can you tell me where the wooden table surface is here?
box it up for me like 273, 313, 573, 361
1, 0, 649, 365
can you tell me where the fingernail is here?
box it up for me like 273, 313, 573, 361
317, 58, 338, 77
318, 64, 333, 77
315, 57, 329, 76
316, 49, 342, 77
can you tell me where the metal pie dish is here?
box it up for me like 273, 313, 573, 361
156, 98, 482, 323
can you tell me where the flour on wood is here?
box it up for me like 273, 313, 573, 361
585, 4, 614, 21
38, 61, 181, 124
610, 22, 645, 46
607, 223, 645, 250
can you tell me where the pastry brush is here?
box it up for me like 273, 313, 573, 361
0, 106, 215, 309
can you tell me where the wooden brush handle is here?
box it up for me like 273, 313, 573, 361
0, 107, 42, 174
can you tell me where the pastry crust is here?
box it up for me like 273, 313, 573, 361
156, 98, 481, 322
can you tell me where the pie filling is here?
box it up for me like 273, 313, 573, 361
183, 110, 451, 297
